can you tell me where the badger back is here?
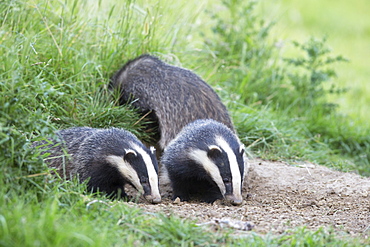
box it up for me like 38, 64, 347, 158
162, 119, 245, 205
32, 127, 97, 178
109, 55, 235, 149
75, 128, 161, 203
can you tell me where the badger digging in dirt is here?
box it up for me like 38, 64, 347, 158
33, 127, 161, 204
161, 119, 248, 206
109, 54, 235, 151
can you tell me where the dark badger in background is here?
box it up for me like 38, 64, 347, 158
161, 119, 247, 206
109, 54, 235, 151
34, 127, 161, 204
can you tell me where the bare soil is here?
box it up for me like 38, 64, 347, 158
128, 159, 370, 237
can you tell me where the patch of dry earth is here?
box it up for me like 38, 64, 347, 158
129, 159, 370, 237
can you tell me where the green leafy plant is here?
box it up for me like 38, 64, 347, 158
283, 37, 348, 113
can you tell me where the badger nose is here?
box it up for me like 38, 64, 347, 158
151, 196, 162, 204
230, 198, 243, 206
226, 194, 243, 206
144, 194, 162, 204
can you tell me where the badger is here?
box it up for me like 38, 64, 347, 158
34, 127, 161, 204
109, 54, 235, 151
161, 119, 247, 206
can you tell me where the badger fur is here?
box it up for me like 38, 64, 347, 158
109, 54, 235, 150
161, 119, 247, 206
34, 127, 161, 204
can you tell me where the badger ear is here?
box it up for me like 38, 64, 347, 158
239, 144, 245, 155
124, 149, 137, 160
207, 145, 222, 158
150, 146, 156, 155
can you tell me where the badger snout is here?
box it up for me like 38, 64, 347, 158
225, 194, 243, 206
224, 179, 243, 206
144, 194, 161, 204
225, 182, 243, 206
142, 183, 161, 204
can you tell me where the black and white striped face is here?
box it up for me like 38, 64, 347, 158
106, 143, 161, 204
189, 136, 245, 205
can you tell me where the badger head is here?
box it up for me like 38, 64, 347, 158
189, 136, 245, 205
106, 143, 161, 204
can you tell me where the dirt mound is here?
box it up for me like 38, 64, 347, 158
130, 159, 370, 237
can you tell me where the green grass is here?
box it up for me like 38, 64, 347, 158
1, 175, 367, 246
1, 0, 370, 245
0, 176, 217, 246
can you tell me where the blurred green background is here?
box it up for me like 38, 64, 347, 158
257, 0, 370, 123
